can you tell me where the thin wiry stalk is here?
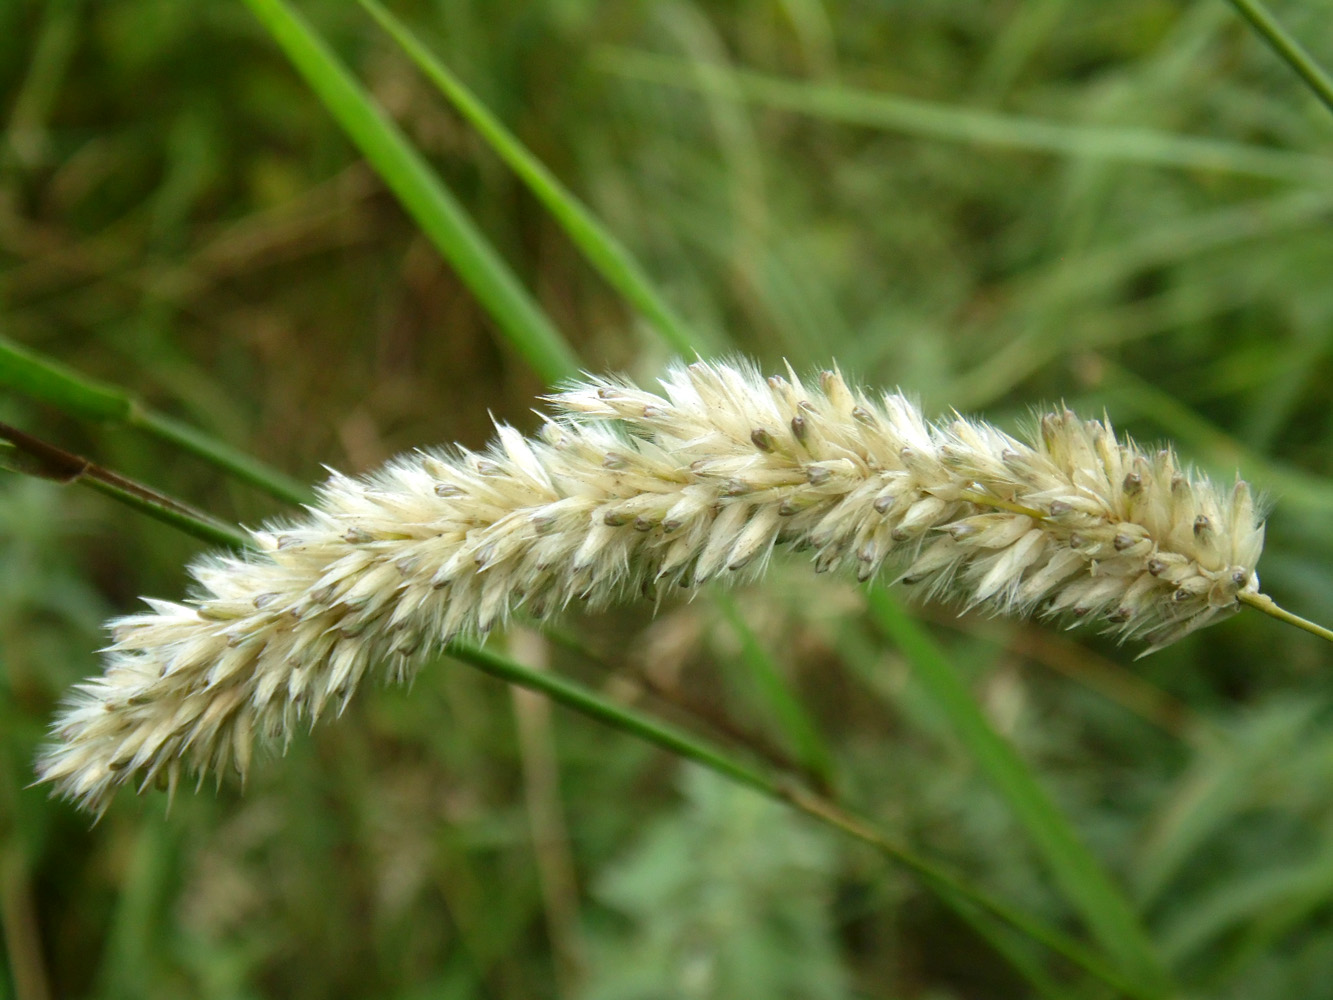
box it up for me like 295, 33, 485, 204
1238, 591, 1333, 643
38, 359, 1279, 814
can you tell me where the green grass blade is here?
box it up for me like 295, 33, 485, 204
0, 336, 127, 420
1226, 0, 1333, 117
94, 817, 176, 1000
0, 336, 309, 505
240, 0, 582, 384
600, 48, 1333, 185
715, 593, 835, 789
866, 586, 1173, 997
359, 0, 715, 359
77, 478, 249, 550
451, 639, 1150, 999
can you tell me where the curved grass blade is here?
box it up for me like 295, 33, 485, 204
240, 0, 581, 384
0, 336, 309, 505
359, 0, 717, 358
600, 48, 1333, 185
866, 586, 1173, 998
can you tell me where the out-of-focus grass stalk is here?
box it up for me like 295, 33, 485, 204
599, 49, 1333, 185
715, 595, 836, 791
0, 337, 310, 506
239, 0, 582, 385
867, 586, 1173, 996
1226, 0, 1333, 117
360, 0, 720, 359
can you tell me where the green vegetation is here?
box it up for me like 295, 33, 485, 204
3, 1, 1333, 997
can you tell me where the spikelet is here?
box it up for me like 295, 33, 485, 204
37, 359, 1265, 814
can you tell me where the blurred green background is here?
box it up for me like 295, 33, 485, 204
3, 1, 1333, 997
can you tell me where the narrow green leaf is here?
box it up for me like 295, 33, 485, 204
359, 0, 716, 359
240, 0, 582, 384
94, 818, 177, 999
0, 337, 128, 420
0, 335, 310, 505
866, 586, 1173, 998
715, 593, 835, 789
600, 48, 1333, 185
1226, 0, 1333, 118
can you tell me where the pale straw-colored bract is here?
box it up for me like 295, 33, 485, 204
38, 359, 1265, 814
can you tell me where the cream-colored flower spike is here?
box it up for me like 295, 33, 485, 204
39, 359, 1266, 814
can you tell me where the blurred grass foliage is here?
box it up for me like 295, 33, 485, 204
3, 0, 1333, 997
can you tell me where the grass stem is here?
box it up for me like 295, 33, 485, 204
1226, 0, 1333, 118
1239, 592, 1333, 644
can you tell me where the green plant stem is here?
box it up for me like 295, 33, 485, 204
1226, 0, 1333, 118
448, 640, 1151, 1000
80, 479, 250, 550
134, 409, 312, 506
1239, 591, 1333, 644
0, 337, 310, 506
0, 420, 250, 550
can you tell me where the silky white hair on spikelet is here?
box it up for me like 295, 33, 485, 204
37, 359, 1265, 815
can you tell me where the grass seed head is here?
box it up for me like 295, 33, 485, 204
37, 360, 1265, 814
